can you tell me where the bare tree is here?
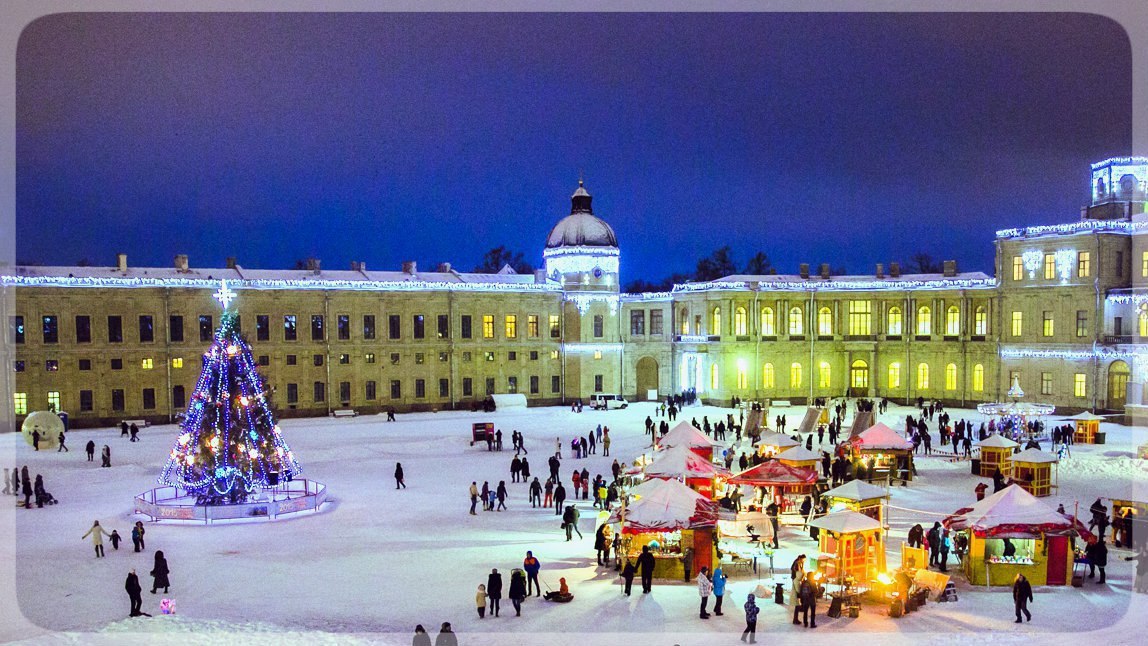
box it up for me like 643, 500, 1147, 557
473, 246, 533, 274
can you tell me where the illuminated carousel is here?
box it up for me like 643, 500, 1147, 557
976, 375, 1054, 442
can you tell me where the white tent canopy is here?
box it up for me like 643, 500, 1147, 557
947, 484, 1072, 534
854, 423, 914, 450
608, 478, 718, 531
974, 433, 1020, 449
822, 479, 888, 502
644, 445, 727, 479
659, 421, 720, 449
759, 431, 800, 449
776, 446, 822, 462
1059, 412, 1110, 421
809, 509, 882, 533
1008, 448, 1059, 464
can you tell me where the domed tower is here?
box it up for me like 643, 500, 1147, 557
543, 179, 620, 293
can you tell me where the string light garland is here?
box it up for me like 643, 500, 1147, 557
0, 274, 561, 293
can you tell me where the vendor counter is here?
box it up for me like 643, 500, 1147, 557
626, 552, 688, 580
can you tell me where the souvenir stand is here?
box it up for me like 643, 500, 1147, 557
1061, 412, 1105, 445
809, 510, 886, 597
643, 445, 729, 499
1111, 498, 1147, 549
1006, 448, 1058, 497
847, 423, 915, 483
776, 445, 823, 473
944, 484, 1091, 587
727, 460, 819, 518
974, 434, 1019, 478
658, 421, 721, 461
758, 431, 800, 457
610, 478, 720, 580
821, 479, 889, 527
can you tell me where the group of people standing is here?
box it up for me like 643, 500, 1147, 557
5, 465, 57, 508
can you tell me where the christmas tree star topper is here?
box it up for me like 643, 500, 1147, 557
213, 280, 237, 310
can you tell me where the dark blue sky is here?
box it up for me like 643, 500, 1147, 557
16, 12, 1132, 284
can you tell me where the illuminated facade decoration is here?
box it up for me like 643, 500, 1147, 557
1022, 250, 1043, 278
1054, 249, 1075, 282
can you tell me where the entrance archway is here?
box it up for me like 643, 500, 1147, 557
850, 359, 869, 397
636, 356, 660, 400
1107, 360, 1130, 409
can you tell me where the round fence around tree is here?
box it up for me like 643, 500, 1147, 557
134, 479, 327, 524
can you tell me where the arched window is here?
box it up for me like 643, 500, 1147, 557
945, 363, 958, 390
788, 307, 804, 336
819, 361, 832, 388
972, 364, 984, 392
734, 306, 748, 335
917, 363, 930, 389
790, 362, 802, 389
710, 363, 719, 390
736, 361, 748, 389
945, 306, 960, 336
974, 306, 988, 336
761, 307, 776, 336
711, 307, 721, 336
818, 307, 833, 336
887, 306, 903, 336
1139, 305, 1148, 337
850, 360, 869, 389
887, 362, 901, 389
763, 363, 775, 389
917, 306, 932, 336
680, 308, 690, 335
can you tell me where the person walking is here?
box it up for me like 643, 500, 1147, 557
469, 481, 479, 515
638, 545, 656, 593
602, 431, 611, 457
150, 551, 170, 594
129, 425, 139, 442
712, 565, 727, 615
475, 584, 487, 618
1085, 538, 1109, 584
32, 430, 40, 451
523, 551, 542, 597
766, 501, 780, 549
554, 483, 566, 515
742, 593, 759, 643
110, 529, 122, 551
394, 463, 406, 489
413, 625, 432, 646
621, 559, 636, 596
927, 522, 942, 568
510, 456, 521, 483
134, 521, 146, 550
85, 440, 96, 462
1, 468, 7, 496
697, 566, 713, 619
529, 477, 542, 507
20, 470, 33, 509
120, 421, 129, 438
101, 445, 111, 467
131, 524, 144, 552
797, 572, 818, 628
543, 479, 554, 508
81, 520, 110, 557
434, 623, 458, 646
486, 568, 503, 618
125, 569, 145, 617
57, 432, 68, 452
480, 481, 490, 511
508, 568, 527, 616
496, 481, 508, 511
1012, 572, 1033, 622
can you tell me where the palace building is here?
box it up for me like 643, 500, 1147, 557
3, 158, 1147, 428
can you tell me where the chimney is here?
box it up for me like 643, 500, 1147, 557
305, 258, 320, 274
116, 253, 127, 273
437, 262, 452, 273
799, 263, 810, 279
402, 260, 417, 275
943, 259, 958, 277
890, 261, 901, 278
875, 263, 884, 279
173, 254, 188, 272
820, 263, 830, 279
350, 261, 366, 272
226, 257, 238, 269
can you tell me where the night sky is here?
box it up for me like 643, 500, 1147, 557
15, 12, 1133, 285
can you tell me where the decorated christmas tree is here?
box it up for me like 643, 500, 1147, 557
160, 281, 301, 504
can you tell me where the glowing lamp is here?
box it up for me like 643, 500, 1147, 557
227, 345, 239, 356
248, 448, 259, 459
877, 573, 893, 585
178, 433, 191, 445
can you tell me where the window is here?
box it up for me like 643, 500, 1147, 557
482, 315, 494, 339
734, 307, 747, 335
507, 376, 518, 394
415, 353, 425, 364
363, 315, 376, 340
916, 363, 930, 389
138, 315, 154, 343
339, 354, 350, 365
789, 362, 802, 389
1041, 372, 1053, 395
736, 363, 748, 389
390, 353, 401, 365
945, 363, 957, 390
594, 375, 604, 393
817, 307, 833, 336
337, 315, 350, 340
169, 315, 184, 342
389, 315, 401, 340
886, 364, 904, 390
551, 375, 561, 393
339, 381, 351, 403
313, 381, 326, 403
818, 361, 831, 388
1118, 251, 1125, 276
631, 311, 646, 336
593, 315, 604, 338
887, 306, 903, 336
485, 351, 495, 362
111, 358, 123, 370
107, 316, 123, 343
486, 377, 496, 395
530, 375, 539, 394
111, 389, 125, 412
390, 380, 402, 399
651, 309, 664, 335
363, 380, 377, 401
680, 309, 690, 334
788, 307, 803, 335
311, 315, 325, 341
1011, 311, 1023, 337
257, 356, 268, 366
11, 316, 24, 344
1141, 307, 1148, 337
848, 301, 872, 336
279, 383, 296, 406
1076, 311, 1088, 337
244, 314, 263, 342
760, 307, 775, 336
974, 306, 987, 336
43, 315, 58, 343
710, 363, 719, 389
439, 378, 450, 397
413, 315, 425, 339
284, 315, 297, 341
463, 378, 473, 397
508, 351, 518, 361
528, 315, 539, 337
1078, 251, 1091, 278
461, 315, 472, 339
365, 353, 376, 364
47, 391, 61, 411
972, 364, 984, 392
463, 351, 473, 362
437, 314, 449, 339
13, 393, 27, 415
711, 307, 722, 335
286, 355, 297, 366
945, 306, 960, 336
199, 315, 213, 342
530, 351, 538, 360
439, 352, 449, 362
1012, 256, 1024, 281
314, 354, 324, 367
46, 359, 58, 372
413, 379, 425, 398
550, 315, 561, 338
142, 388, 156, 410
1074, 373, 1087, 398
1043, 253, 1056, 280
79, 359, 91, 371
549, 350, 559, 360
75, 315, 92, 343
916, 306, 931, 336
141, 358, 154, 370
505, 315, 517, 339
13, 361, 23, 372
762, 363, 775, 389
80, 390, 94, 412
1142, 250, 1148, 278
1043, 311, 1054, 337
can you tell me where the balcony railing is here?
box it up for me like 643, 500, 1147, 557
1104, 335, 1140, 344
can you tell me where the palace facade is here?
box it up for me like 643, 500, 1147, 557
4, 159, 1148, 428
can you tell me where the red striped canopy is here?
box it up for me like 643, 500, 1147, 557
727, 460, 818, 486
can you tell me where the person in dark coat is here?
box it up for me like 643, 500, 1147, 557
21, 470, 34, 509
580, 467, 590, 500
486, 568, 503, 617
1085, 538, 1109, 583
125, 569, 144, 617
129, 425, 139, 442
797, 572, 818, 628
31, 430, 40, 451
765, 501, 780, 548
434, 622, 458, 646
927, 522, 942, 567
57, 432, 68, 452
394, 463, 406, 489
637, 545, 656, 593
992, 467, 1005, 493
110, 530, 122, 550
554, 483, 566, 515
101, 445, 111, 467
1012, 573, 1033, 622
135, 521, 146, 550
121, 421, 129, 437
595, 524, 609, 565
85, 440, 96, 462
529, 477, 542, 507
412, 625, 432, 646
907, 523, 924, 548
621, 559, 636, 596
496, 481, 508, 511
150, 551, 170, 594
508, 569, 527, 616
520, 457, 530, 479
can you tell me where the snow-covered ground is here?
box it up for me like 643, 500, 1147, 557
1, 401, 1146, 646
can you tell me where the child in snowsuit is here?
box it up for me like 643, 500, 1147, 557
743, 593, 759, 643
475, 584, 487, 618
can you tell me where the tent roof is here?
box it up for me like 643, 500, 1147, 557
1008, 448, 1059, 464
975, 433, 1020, 449
759, 431, 800, 448
626, 477, 668, 499
660, 421, 720, 449
1060, 412, 1109, 421
608, 478, 718, 532
776, 446, 822, 462
727, 460, 818, 486
852, 422, 914, 450
822, 479, 888, 502
945, 484, 1078, 537
809, 509, 882, 533
644, 445, 728, 479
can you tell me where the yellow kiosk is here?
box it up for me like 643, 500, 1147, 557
758, 431, 800, 457
776, 445, 822, 472
1062, 412, 1106, 445
821, 479, 889, 527
1006, 448, 1058, 498
848, 423, 915, 483
809, 510, 886, 592
613, 478, 720, 580
974, 434, 1019, 478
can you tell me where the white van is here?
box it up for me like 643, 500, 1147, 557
590, 394, 628, 410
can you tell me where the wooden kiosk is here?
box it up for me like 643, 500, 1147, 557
1006, 448, 1058, 497
613, 478, 720, 580
847, 423, 915, 483
974, 434, 1019, 477
1063, 412, 1106, 445
821, 480, 889, 527
776, 445, 822, 472
809, 510, 886, 592
758, 431, 800, 457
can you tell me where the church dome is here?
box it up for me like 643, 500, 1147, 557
544, 180, 618, 248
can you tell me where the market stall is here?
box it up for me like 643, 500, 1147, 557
1110, 498, 1146, 550
944, 484, 1091, 587
727, 460, 819, 516
974, 433, 1019, 478
821, 479, 889, 527
776, 445, 822, 473
609, 478, 720, 580
757, 431, 800, 457
809, 510, 886, 593
658, 421, 721, 460
847, 423, 915, 483
643, 445, 729, 498
1006, 448, 1058, 497
1061, 412, 1106, 445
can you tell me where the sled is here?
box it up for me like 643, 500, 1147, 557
543, 592, 574, 603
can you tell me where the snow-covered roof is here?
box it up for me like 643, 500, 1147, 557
776, 446, 821, 462
671, 270, 995, 293
758, 431, 800, 449
1059, 412, 1109, 421
1008, 448, 1059, 464
727, 460, 818, 486
853, 423, 914, 451
659, 421, 719, 449
644, 445, 728, 479
544, 212, 618, 248
822, 479, 888, 502
809, 509, 882, 534
946, 484, 1075, 536
975, 434, 1020, 449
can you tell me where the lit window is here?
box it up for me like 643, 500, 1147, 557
680, 308, 690, 334
1078, 251, 1091, 278
916, 306, 931, 336
848, 301, 871, 336
818, 361, 831, 388
550, 350, 559, 360
887, 362, 901, 389
945, 363, 957, 391
485, 351, 495, 362
850, 360, 868, 389
760, 307, 775, 336
974, 306, 987, 336
593, 350, 603, 360
711, 307, 722, 336
1011, 311, 1023, 337
762, 363, 775, 389
1077, 311, 1088, 338
528, 315, 539, 337
736, 362, 748, 389
141, 358, 154, 370
945, 306, 960, 336
1043, 253, 1056, 280
47, 391, 61, 411
887, 306, 902, 336
1074, 373, 1087, 398
917, 363, 930, 390
1043, 311, 1054, 337
1142, 251, 1148, 278
1041, 372, 1053, 396
365, 353, 376, 364
1012, 256, 1024, 281
788, 307, 803, 336
171, 358, 183, 369
973, 364, 984, 392
482, 315, 494, 339
817, 307, 833, 336
789, 362, 802, 389
549, 314, 560, 338
14, 392, 28, 415
710, 363, 719, 389
734, 307, 747, 335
